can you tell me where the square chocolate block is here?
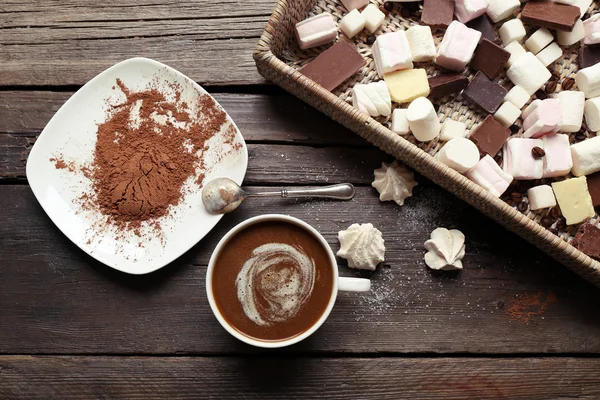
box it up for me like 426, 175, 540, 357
463, 71, 508, 114
469, 115, 511, 156
471, 39, 510, 80
421, 0, 454, 29
580, 45, 600, 69
466, 15, 500, 44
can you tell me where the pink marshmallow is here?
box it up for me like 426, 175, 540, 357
467, 155, 513, 197
435, 21, 482, 71
294, 13, 337, 50
454, 0, 488, 24
542, 133, 573, 178
583, 14, 600, 45
373, 31, 413, 78
503, 138, 543, 180
340, 0, 369, 11
523, 99, 561, 138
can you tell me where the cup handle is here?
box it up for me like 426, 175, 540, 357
338, 277, 371, 292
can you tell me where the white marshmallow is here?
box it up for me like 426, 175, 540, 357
505, 85, 530, 109
523, 99, 561, 138
454, 0, 488, 24
467, 155, 513, 197
352, 81, 392, 117
437, 138, 480, 173
557, 91, 585, 133
340, 0, 369, 11
391, 108, 410, 135
522, 100, 542, 119
440, 119, 467, 141
573, 0, 593, 17
294, 13, 338, 50
583, 14, 600, 45
486, 0, 520, 23
494, 102, 521, 128
407, 97, 441, 142
525, 28, 554, 55
372, 31, 413, 78
536, 42, 563, 67
504, 41, 527, 68
584, 97, 600, 132
552, 0, 575, 4
571, 136, 600, 176
527, 185, 557, 210
499, 19, 526, 46
362, 4, 385, 33
435, 21, 482, 71
340, 9, 366, 39
576, 63, 600, 99
542, 133, 573, 178
503, 138, 544, 180
507, 52, 551, 96
557, 19, 585, 46
405, 25, 436, 62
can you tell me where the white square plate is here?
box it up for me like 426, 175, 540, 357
26, 57, 248, 274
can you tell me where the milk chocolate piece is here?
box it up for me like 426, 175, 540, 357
466, 15, 500, 44
471, 39, 511, 80
428, 74, 469, 98
571, 224, 600, 260
586, 171, 600, 207
470, 115, 511, 156
300, 41, 366, 91
463, 71, 508, 114
580, 45, 600, 69
521, 1, 580, 32
422, 0, 454, 29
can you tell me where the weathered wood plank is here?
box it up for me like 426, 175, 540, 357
2, 185, 600, 355
2, 356, 600, 399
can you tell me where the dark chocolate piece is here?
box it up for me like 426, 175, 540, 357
421, 0, 454, 29
300, 41, 366, 92
469, 115, 511, 156
463, 71, 508, 114
571, 224, 600, 260
521, 1, 580, 32
580, 44, 600, 69
471, 39, 511, 80
586, 172, 600, 207
466, 14, 499, 44
428, 74, 469, 98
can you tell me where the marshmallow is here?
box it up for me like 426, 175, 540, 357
373, 31, 413, 78
494, 102, 521, 128
504, 41, 527, 68
527, 185, 557, 211
503, 138, 544, 180
584, 97, 600, 132
405, 25, 436, 62
486, 0, 520, 23
542, 134, 573, 178
573, 0, 593, 17
294, 13, 337, 50
584, 14, 600, 45
536, 43, 563, 67
440, 119, 467, 141
467, 155, 513, 197
525, 28, 554, 55
435, 21, 482, 71
437, 138, 480, 173
384, 68, 430, 103
352, 81, 392, 117
362, 4, 385, 33
557, 91, 585, 133
391, 108, 410, 135
571, 136, 600, 176
505, 85, 530, 109
340, 9, 366, 39
499, 19, 526, 46
523, 99, 561, 138
576, 63, 600, 99
557, 19, 585, 46
407, 97, 441, 142
340, 0, 369, 11
552, 177, 595, 225
522, 99, 542, 119
454, 0, 488, 24
507, 52, 551, 95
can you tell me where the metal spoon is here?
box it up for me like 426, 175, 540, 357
202, 177, 355, 214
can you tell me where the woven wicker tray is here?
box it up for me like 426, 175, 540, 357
254, 0, 600, 286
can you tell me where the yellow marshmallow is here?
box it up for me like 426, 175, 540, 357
551, 177, 595, 225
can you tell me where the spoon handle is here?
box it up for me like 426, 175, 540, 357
249, 183, 355, 200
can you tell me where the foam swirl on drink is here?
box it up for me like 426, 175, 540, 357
236, 243, 316, 326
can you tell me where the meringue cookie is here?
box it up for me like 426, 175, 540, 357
337, 223, 385, 270
372, 160, 418, 206
424, 228, 466, 271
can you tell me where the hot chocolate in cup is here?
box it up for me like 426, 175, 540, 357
206, 214, 370, 348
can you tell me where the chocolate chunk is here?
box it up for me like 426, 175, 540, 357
466, 15, 500, 44
428, 74, 469, 98
586, 171, 600, 207
300, 41, 366, 92
571, 224, 600, 260
471, 39, 510, 80
521, 0, 580, 32
463, 71, 508, 114
469, 115, 511, 156
580, 45, 600, 69
421, 0, 454, 29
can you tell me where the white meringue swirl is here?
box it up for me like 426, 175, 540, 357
337, 223, 385, 271
372, 160, 417, 206
236, 243, 316, 326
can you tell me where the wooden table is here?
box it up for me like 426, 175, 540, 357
2, 2, 600, 398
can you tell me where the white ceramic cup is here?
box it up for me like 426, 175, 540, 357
206, 214, 371, 348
